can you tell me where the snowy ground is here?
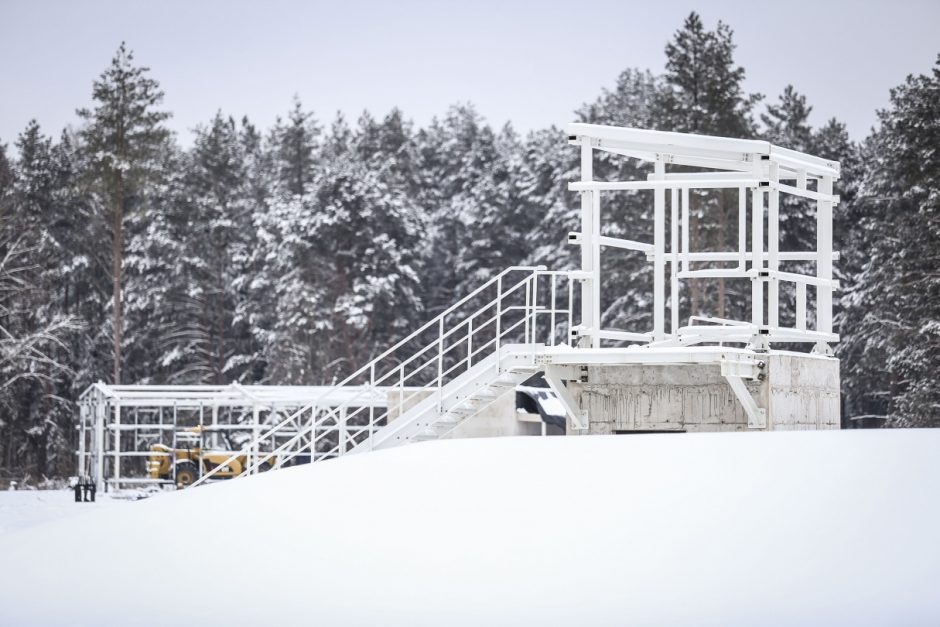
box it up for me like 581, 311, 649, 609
0, 488, 136, 535
1, 429, 939, 626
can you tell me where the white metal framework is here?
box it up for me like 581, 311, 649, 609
77, 383, 398, 491
77, 124, 841, 490
567, 123, 839, 353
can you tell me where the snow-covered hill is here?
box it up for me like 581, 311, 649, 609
2, 430, 939, 626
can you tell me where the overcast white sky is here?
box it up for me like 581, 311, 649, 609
1, 0, 938, 148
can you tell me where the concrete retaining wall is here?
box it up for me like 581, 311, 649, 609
568, 351, 839, 434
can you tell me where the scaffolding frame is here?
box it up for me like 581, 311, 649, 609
76, 382, 414, 491
567, 123, 840, 354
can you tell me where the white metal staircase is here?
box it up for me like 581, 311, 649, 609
190, 267, 573, 487
365, 343, 543, 449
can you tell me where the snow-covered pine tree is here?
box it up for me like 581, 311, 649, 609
519, 126, 578, 274
77, 42, 171, 385
451, 122, 534, 297
271, 96, 320, 197
415, 105, 506, 315
653, 12, 761, 321
152, 113, 259, 385
258, 112, 424, 384
838, 57, 940, 427
0, 123, 83, 478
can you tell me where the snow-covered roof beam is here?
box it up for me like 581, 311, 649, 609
567, 123, 839, 179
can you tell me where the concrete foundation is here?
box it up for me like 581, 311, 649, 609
567, 351, 840, 434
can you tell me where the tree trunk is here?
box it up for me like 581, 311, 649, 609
112, 177, 124, 385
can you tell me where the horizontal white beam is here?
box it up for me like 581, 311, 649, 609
747, 269, 841, 290
656, 171, 758, 181
539, 345, 765, 367
568, 123, 770, 156
661, 251, 838, 262
678, 269, 749, 280
775, 182, 840, 204
675, 324, 839, 342
770, 145, 840, 178
569, 179, 759, 192
599, 235, 653, 253
597, 330, 653, 342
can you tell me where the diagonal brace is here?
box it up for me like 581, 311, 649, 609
544, 365, 588, 430
725, 375, 766, 429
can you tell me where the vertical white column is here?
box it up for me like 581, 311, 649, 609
78, 404, 87, 477
768, 162, 780, 328
591, 191, 601, 348
816, 175, 834, 349
113, 402, 121, 489
653, 159, 666, 340
751, 186, 764, 327
95, 398, 105, 491
579, 140, 596, 347
670, 187, 679, 335
251, 404, 259, 474
681, 187, 690, 274
738, 187, 747, 271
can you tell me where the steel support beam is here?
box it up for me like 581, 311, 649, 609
544, 365, 588, 430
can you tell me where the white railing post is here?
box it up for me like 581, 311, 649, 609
77, 403, 87, 477
550, 274, 557, 346
670, 187, 679, 336
437, 317, 444, 413
653, 159, 666, 340
398, 364, 404, 422
567, 277, 574, 344
113, 401, 121, 490
579, 139, 598, 348
467, 317, 473, 372
369, 363, 375, 434
768, 161, 780, 329
816, 175, 834, 353
251, 404, 259, 475
738, 186, 747, 272
495, 276, 502, 374
752, 184, 765, 328
524, 278, 531, 345
682, 186, 690, 275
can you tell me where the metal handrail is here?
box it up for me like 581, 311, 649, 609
245, 312, 534, 473
190, 266, 549, 487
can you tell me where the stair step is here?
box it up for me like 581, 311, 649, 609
449, 404, 479, 415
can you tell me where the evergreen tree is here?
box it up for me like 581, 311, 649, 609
162, 113, 257, 384
654, 12, 761, 319
77, 42, 170, 384
271, 97, 320, 196
0, 123, 82, 477
838, 57, 940, 426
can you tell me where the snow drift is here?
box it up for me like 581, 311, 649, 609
2, 429, 939, 626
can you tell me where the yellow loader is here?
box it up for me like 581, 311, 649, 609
146, 426, 273, 488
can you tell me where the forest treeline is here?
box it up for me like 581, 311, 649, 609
1, 13, 938, 478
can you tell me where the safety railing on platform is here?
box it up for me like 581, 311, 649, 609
190, 266, 575, 487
